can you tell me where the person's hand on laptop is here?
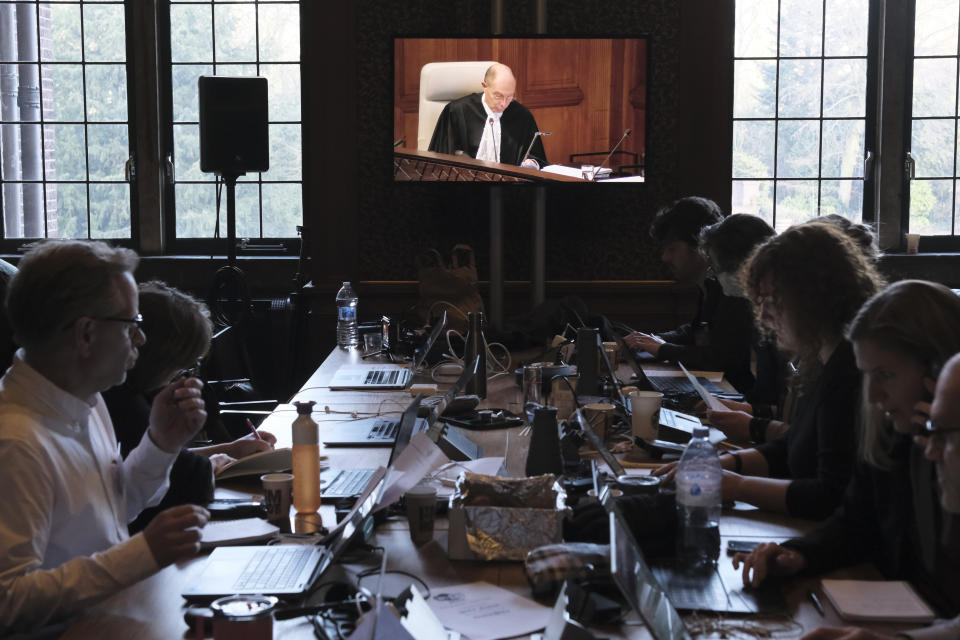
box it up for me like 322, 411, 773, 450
624, 331, 665, 357
143, 504, 210, 567
655, 461, 744, 506
732, 542, 806, 587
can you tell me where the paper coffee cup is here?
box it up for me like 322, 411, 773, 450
905, 233, 920, 254
261, 473, 293, 521
583, 402, 615, 442
630, 390, 663, 440
405, 484, 437, 546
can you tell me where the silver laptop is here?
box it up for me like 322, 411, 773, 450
319, 395, 424, 503
328, 312, 446, 390
182, 467, 387, 601
322, 395, 429, 446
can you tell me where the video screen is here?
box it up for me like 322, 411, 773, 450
394, 37, 647, 183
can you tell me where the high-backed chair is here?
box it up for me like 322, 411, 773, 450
417, 60, 497, 151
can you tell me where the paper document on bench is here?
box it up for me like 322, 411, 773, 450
375, 432, 448, 511
427, 581, 551, 640
679, 362, 727, 411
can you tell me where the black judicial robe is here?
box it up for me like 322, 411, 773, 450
428, 93, 548, 167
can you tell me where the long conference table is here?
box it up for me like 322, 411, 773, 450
58, 348, 914, 639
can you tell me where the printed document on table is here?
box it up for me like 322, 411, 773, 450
375, 432, 448, 510
679, 362, 727, 411
427, 581, 552, 640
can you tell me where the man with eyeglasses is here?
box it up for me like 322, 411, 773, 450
798, 354, 960, 640
428, 62, 548, 168
0, 240, 209, 632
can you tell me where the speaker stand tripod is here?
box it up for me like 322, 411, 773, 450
220, 170, 243, 267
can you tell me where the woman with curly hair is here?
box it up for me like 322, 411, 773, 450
655, 221, 885, 519
734, 280, 960, 627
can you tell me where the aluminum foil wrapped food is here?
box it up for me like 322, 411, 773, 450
449, 473, 568, 561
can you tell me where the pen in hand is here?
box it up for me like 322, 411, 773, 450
808, 590, 826, 616
246, 418, 263, 441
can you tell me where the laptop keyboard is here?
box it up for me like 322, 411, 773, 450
364, 369, 400, 385
650, 376, 724, 396
324, 468, 375, 497
652, 566, 736, 611
233, 546, 314, 591
367, 419, 399, 440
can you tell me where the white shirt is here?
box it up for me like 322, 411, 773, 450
475, 94, 502, 163
0, 351, 177, 632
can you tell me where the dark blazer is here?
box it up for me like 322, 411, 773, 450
656, 277, 755, 393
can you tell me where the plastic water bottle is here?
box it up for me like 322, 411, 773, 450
675, 425, 722, 569
336, 281, 358, 348
292, 401, 321, 515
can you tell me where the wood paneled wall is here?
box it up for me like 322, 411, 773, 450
394, 38, 647, 169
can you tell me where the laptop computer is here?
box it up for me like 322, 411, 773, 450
612, 332, 726, 397
328, 312, 447, 390
320, 395, 424, 502
609, 507, 691, 640
322, 394, 430, 446
603, 486, 786, 615
182, 467, 388, 601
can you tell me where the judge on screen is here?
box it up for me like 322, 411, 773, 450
428, 63, 548, 169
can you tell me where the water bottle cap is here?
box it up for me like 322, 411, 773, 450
294, 401, 316, 415
692, 425, 709, 438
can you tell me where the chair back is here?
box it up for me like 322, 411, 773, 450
417, 60, 497, 150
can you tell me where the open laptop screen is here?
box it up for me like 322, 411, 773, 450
412, 311, 447, 370
609, 508, 690, 640
570, 408, 625, 477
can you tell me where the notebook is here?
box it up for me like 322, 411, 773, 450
182, 467, 387, 601
199, 517, 280, 549
609, 507, 691, 640
820, 579, 936, 623
214, 448, 292, 480
328, 312, 447, 390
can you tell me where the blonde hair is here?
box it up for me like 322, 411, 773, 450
846, 279, 960, 468
126, 281, 213, 391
